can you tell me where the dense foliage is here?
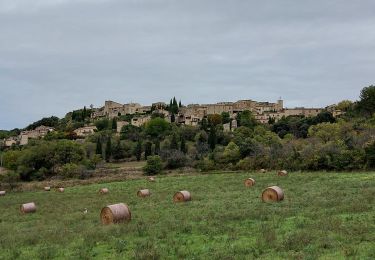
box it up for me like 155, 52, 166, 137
2, 86, 375, 180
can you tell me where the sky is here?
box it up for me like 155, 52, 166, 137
0, 0, 374, 130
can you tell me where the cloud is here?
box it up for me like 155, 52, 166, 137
0, 0, 374, 129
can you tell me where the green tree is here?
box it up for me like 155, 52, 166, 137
208, 126, 217, 150
143, 155, 163, 175
171, 113, 176, 123
135, 141, 142, 161
223, 142, 241, 165
172, 97, 178, 114
105, 137, 112, 162
112, 118, 117, 130
145, 118, 170, 139
357, 85, 375, 116
221, 112, 230, 124
154, 140, 160, 155
170, 133, 179, 150
120, 125, 140, 141
200, 118, 208, 131
96, 138, 102, 155
180, 136, 187, 154
95, 118, 110, 131
144, 141, 152, 160
237, 110, 257, 128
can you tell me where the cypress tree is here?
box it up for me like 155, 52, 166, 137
83, 106, 87, 119
112, 118, 117, 130
208, 126, 217, 150
171, 113, 175, 123
180, 136, 187, 154
201, 118, 208, 131
154, 140, 160, 155
144, 141, 152, 160
172, 97, 178, 114
169, 99, 173, 113
170, 133, 178, 150
179, 100, 182, 108
135, 141, 142, 161
105, 137, 112, 162
96, 137, 102, 155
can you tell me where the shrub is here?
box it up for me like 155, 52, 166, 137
60, 163, 84, 179
160, 149, 186, 169
143, 156, 163, 175
196, 157, 216, 172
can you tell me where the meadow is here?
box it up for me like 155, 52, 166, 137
0, 171, 374, 259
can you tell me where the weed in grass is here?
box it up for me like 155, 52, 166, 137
114, 239, 127, 254
133, 240, 160, 260
282, 230, 314, 251
37, 244, 57, 259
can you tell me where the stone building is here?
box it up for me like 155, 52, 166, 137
117, 121, 129, 133
131, 115, 152, 127
73, 126, 97, 137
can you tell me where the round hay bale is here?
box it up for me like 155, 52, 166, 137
278, 170, 288, 176
260, 169, 267, 173
44, 186, 51, 191
262, 186, 284, 202
57, 188, 64, 193
20, 202, 37, 214
244, 178, 255, 187
173, 190, 191, 202
99, 188, 109, 194
137, 189, 151, 197
100, 203, 131, 225
148, 176, 156, 182
0, 191, 6, 196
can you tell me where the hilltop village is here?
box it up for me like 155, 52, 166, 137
93, 98, 341, 126
2, 98, 342, 147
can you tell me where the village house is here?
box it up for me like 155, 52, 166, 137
3, 136, 18, 147
73, 126, 97, 138
3, 125, 55, 147
116, 121, 129, 133
19, 126, 55, 145
131, 115, 152, 127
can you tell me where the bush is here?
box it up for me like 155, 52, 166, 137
160, 149, 186, 169
0, 171, 20, 190
60, 163, 85, 179
196, 157, 216, 172
143, 156, 163, 175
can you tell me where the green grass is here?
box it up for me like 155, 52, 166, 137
0, 171, 375, 259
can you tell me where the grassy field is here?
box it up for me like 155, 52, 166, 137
0, 171, 374, 259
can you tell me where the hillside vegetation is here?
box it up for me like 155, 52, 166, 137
1, 86, 375, 183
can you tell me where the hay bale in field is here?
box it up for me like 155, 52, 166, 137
99, 188, 109, 194
262, 186, 284, 202
20, 202, 37, 214
100, 203, 131, 225
173, 190, 191, 202
44, 186, 51, 191
260, 169, 267, 173
0, 191, 6, 196
57, 188, 64, 193
148, 176, 156, 182
244, 178, 255, 187
137, 189, 151, 197
277, 170, 288, 176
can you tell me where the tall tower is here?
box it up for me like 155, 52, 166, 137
277, 97, 283, 111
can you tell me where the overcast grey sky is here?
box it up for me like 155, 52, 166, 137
0, 0, 374, 129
